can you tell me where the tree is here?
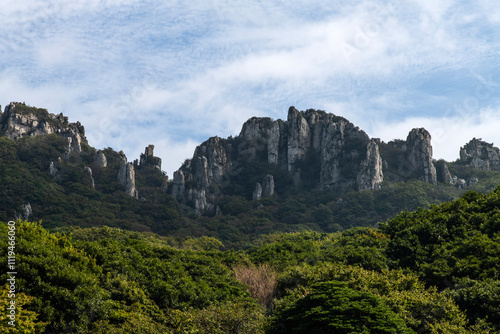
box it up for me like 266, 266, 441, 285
271, 281, 411, 334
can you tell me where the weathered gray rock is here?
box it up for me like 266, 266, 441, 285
0, 102, 86, 153
357, 139, 383, 190
253, 182, 263, 200
49, 161, 58, 178
468, 176, 479, 187
460, 138, 500, 171
95, 151, 107, 168
21, 203, 32, 220
139, 144, 162, 170
173, 107, 386, 213
84, 166, 95, 188
118, 155, 138, 198
172, 170, 186, 201
287, 108, 311, 171
263, 174, 275, 197
194, 137, 231, 185
187, 189, 210, 215
456, 178, 467, 189
435, 160, 453, 185
405, 128, 437, 185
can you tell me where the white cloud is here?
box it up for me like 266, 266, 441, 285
2, 0, 500, 177
371, 108, 500, 162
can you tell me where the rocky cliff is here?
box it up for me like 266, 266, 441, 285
460, 138, 500, 171
118, 153, 139, 199
173, 107, 389, 214
140, 144, 162, 170
380, 128, 437, 185
0, 102, 86, 153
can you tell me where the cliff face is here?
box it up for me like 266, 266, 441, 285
118, 154, 139, 199
0, 102, 162, 200
460, 138, 500, 171
173, 107, 387, 214
0, 102, 86, 153
381, 128, 437, 185
405, 128, 437, 185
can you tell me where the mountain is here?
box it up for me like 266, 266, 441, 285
2, 102, 500, 246
171, 106, 500, 218
1, 101, 500, 333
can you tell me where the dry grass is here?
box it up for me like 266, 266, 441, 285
234, 264, 278, 308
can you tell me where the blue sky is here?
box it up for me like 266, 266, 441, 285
1, 0, 500, 177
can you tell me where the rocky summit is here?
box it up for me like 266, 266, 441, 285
0, 102, 86, 154
1, 102, 497, 217
172, 107, 442, 214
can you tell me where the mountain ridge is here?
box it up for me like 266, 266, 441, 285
1, 101, 500, 238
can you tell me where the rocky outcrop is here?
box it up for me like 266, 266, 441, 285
357, 139, 383, 190
140, 144, 162, 170
95, 151, 107, 168
118, 154, 138, 198
435, 160, 453, 185
173, 107, 385, 214
49, 161, 58, 179
383, 128, 437, 185
84, 166, 95, 188
253, 174, 275, 200
405, 128, 437, 185
17, 203, 32, 221
0, 102, 86, 153
253, 183, 263, 200
460, 138, 500, 171
172, 137, 231, 214
262, 174, 275, 198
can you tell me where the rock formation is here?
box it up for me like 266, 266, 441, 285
139, 144, 162, 170
0, 102, 86, 153
262, 174, 275, 198
19, 203, 32, 221
49, 161, 58, 179
95, 151, 107, 167
460, 138, 500, 171
253, 183, 263, 200
435, 160, 453, 185
405, 128, 437, 185
253, 175, 275, 200
173, 107, 385, 214
382, 128, 437, 185
357, 139, 384, 190
118, 154, 138, 198
84, 166, 95, 188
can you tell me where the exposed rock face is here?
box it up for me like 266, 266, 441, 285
172, 170, 186, 200
0, 102, 86, 153
49, 161, 58, 178
381, 129, 438, 185
253, 183, 263, 200
20, 203, 32, 221
263, 174, 275, 198
405, 128, 437, 185
460, 138, 500, 171
253, 175, 275, 200
435, 160, 453, 185
84, 166, 95, 188
140, 144, 162, 170
357, 139, 384, 190
118, 154, 138, 198
95, 151, 107, 168
173, 107, 384, 214
172, 137, 231, 214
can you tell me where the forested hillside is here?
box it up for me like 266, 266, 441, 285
2, 185, 500, 333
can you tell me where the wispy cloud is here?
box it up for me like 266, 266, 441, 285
1, 0, 500, 176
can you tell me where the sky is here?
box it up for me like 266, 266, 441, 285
1, 0, 500, 177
